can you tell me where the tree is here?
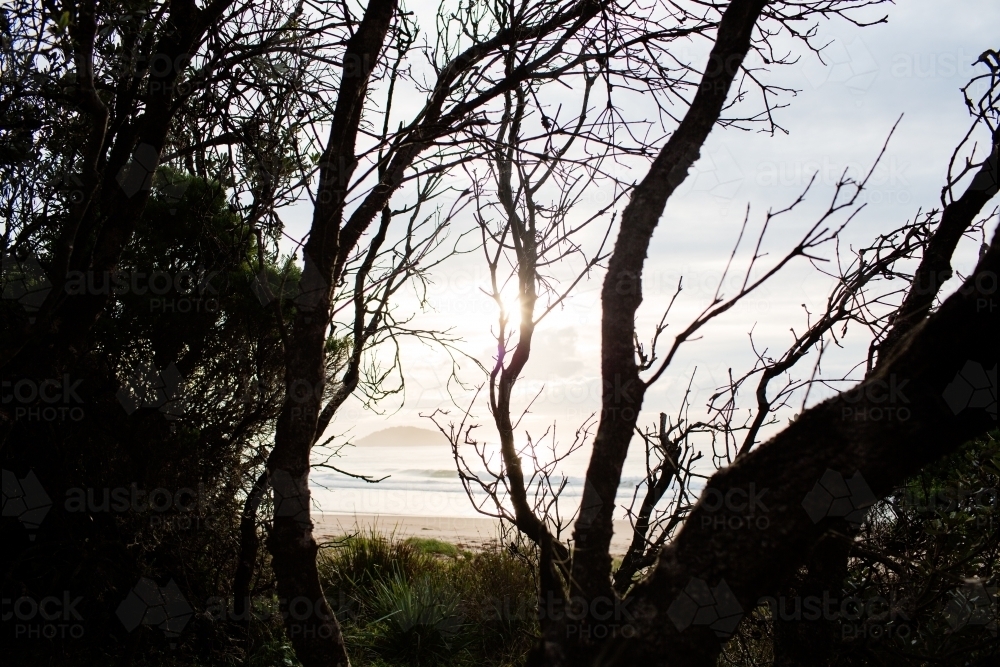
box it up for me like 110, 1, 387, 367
2, 168, 294, 664
432, 4, 997, 666
535, 4, 996, 664
255, 2, 731, 664
3, 2, 995, 666
3, 2, 733, 664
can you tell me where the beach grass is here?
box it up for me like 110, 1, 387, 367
402, 536, 462, 558
318, 528, 538, 667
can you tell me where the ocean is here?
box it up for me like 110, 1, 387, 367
311, 441, 688, 520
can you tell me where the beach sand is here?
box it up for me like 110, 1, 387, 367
314, 513, 637, 555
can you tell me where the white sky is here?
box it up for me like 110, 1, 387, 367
276, 0, 998, 475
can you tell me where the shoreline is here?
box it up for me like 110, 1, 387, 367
314, 513, 637, 555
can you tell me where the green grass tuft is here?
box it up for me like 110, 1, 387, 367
403, 537, 460, 558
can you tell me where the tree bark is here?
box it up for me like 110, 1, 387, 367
878, 129, 999, 361
233, 469, 269, 620
264, 3, 396, 665
600, 226, 1000, 666
570, 0, 769, 604
772, 128, 998, 665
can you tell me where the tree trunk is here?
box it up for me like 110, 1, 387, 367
570, 0, 769, 605
263, 3, 396, 665
593, 228, 999, 666
233, 469, 269, 619
772, 127, 998, 666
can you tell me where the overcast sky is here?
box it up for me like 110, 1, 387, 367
277, 1, 998, 473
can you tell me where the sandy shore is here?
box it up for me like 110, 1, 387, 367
315, 513, 637, 555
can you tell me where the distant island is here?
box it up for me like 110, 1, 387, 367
354, 425, 447, 447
